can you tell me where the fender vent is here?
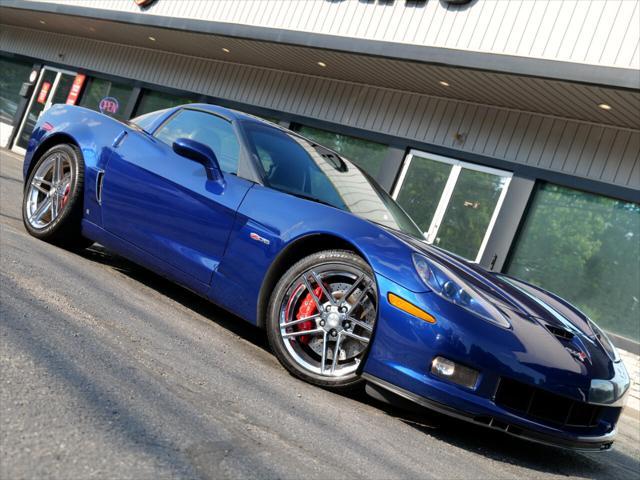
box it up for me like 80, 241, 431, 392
95, 170, 105, 205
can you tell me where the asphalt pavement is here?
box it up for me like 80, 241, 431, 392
1, 148, 639, 479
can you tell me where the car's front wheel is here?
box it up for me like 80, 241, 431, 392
267, 249, 378, 390
23, 143, 91, 249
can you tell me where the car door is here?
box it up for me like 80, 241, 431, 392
101, 108, 254, 293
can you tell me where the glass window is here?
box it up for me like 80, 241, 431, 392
15, 69, 57, 149
16, 71, 77, 150
244, 122, 423, 238
507, 184, 640, 342
0, 57, 32, 124
435, 169, 510, 260
297, 125, 388, 178
131, 108, 170, 133
134, 90, 195, 117
79, 77, 133, 121
396, 156, 451, 233
155, 109, 240, 174
394, 152, 511, 262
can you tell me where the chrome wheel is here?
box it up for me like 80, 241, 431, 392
278, 265, 377, 377
25, 152, 73, 229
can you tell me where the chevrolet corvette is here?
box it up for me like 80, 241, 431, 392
21, 103, 629, 451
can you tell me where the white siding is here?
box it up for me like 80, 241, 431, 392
24, 0, 640, 69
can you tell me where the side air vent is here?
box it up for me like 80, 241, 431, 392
545, 324, 574, 340
95, 170, 105, 205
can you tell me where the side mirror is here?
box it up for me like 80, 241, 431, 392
173, 138, 223, 182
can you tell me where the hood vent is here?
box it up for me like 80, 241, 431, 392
545, 324, 574, 341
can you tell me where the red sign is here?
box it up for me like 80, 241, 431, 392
65, 74, 86, 105
37, 81, 51, 104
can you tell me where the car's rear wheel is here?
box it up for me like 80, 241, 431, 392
23, 144, 92, 249
267, 250, 378, 390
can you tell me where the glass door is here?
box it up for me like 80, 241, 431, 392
393, 150, 512, 263
12, 67, 77, 153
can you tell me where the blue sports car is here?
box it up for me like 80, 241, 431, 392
22, 103, 629, 451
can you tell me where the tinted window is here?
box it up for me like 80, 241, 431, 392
78, 77, 133, 121
244, 122, 422, 237
155, 109, 240, 174
0, 57, 32, 124
507, 184, 640, 342
297, 125, 388, 178
131, 108, 170, 133
135, 90, 195, 117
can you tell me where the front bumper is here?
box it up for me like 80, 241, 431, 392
363, 373, 617, 451
362, 275, 623, 451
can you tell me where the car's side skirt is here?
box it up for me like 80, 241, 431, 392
81, 219, 210, 297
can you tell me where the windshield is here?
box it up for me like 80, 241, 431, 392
242, 121, 424, 238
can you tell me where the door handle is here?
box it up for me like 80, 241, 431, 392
112, 131, 128, 148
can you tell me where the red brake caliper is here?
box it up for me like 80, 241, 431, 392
60, 184, 71, 209
295, 286, 323, 344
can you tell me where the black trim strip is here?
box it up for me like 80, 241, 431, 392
2, 0, 639, 90
362, 373, 617, 452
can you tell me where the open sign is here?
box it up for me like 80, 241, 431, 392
99, 97, 119, 115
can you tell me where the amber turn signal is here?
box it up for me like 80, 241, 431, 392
387, 293, 436, 324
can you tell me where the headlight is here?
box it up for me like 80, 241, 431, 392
412, 253, 510, 328
589, 361, 629, 406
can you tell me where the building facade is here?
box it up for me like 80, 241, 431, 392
1, 0, 639, 365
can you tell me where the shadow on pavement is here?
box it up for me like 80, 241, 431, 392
80, 243, 270, 353
77, 242, 640, 479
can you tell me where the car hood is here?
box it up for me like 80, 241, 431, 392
387, 229, 620, 383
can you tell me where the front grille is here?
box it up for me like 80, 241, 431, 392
494, 378, 600, 428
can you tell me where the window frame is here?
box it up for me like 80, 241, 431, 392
392, 149, 513, 263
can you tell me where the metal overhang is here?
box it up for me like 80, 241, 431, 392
1, 1, 639, 130
3, 0, 640, 90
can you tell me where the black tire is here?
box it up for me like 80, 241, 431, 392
266, 249, 377, 391
22, 143, 92, 250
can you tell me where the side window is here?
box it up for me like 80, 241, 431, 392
155, 109, 240, 174
131, 108, 170, 133
245, 123, 345, 208
254, 145, 275, 176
